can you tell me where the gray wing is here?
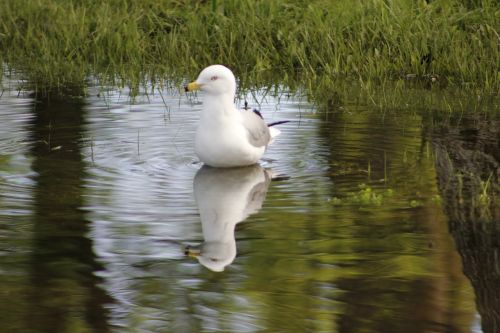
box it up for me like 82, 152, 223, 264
241, 110, 271, 147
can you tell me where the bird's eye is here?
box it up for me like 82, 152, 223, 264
210, 76, 218, 81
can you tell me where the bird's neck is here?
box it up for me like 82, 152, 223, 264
203, 93, 235, 115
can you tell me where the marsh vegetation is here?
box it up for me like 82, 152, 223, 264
1, 0, 498, 96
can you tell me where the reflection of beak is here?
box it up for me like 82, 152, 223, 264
184, 81, 201, 92
184, 245, 201, 258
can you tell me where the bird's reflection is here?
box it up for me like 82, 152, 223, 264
186, 164, 273, 272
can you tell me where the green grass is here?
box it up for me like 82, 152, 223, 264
0, 0, 498, 97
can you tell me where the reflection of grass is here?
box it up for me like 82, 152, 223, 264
477, 174, 493, 207
330, 184, 439, 209
430, 194, 442, 205
0, 0, 498, 95
473, 173, 498, 222
330, 184, 394, 207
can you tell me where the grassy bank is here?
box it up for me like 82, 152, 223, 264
0, 0, 498, 95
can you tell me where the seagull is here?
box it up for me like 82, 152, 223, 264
185, 65, 287, 167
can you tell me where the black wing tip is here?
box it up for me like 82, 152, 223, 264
245, 106, 289, 126
252, 109, 264, 119
271, 175, 291, 182
267, 120, 290, 127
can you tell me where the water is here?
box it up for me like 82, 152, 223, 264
0, 77, 498, 333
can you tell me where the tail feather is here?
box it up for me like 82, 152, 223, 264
267, 120, 289, 145
268, 127, 281, 145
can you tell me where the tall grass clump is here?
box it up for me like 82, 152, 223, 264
0, 0, 498, 95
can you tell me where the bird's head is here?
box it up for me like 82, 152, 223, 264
184, 65, 236, 97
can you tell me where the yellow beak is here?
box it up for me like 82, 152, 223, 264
184, 246, 201, 258
184, 81, 201, 92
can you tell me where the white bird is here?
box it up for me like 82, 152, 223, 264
185, 65, 287, 167
186, 165, 273, 272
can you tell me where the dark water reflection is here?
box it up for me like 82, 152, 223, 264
432, 113, 499, 332
15, 90, 110, 332
0, 77, 496, 332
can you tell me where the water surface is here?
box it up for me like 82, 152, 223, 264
0, 77, 497, 332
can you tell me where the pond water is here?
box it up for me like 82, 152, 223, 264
0, 76, 498, 333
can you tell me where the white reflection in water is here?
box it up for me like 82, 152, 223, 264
187, 165, 273, 271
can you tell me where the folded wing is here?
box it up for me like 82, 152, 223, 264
241, 110, 271, 147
